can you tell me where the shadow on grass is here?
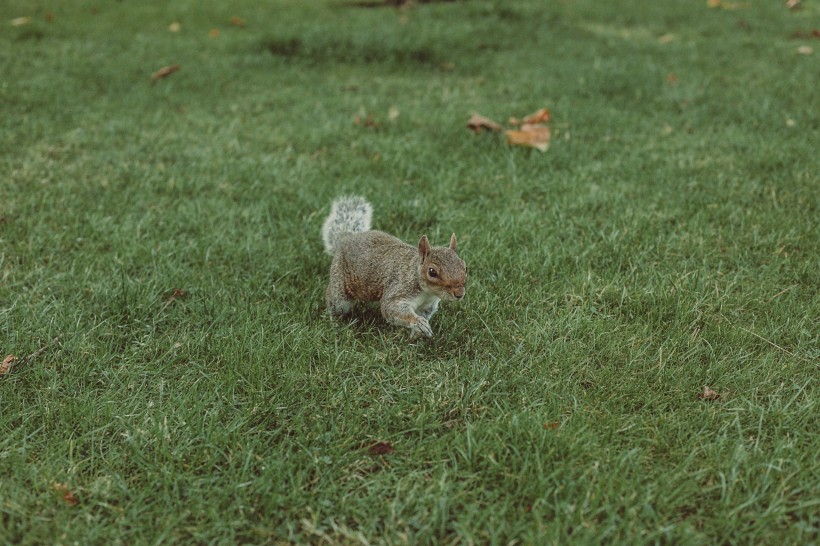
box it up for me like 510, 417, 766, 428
324, 306, 456, 350
327, 306, 386, 336
344, 0, 462, 7
263, 37, 440, 68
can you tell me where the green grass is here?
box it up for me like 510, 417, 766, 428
1, 0, 818, 543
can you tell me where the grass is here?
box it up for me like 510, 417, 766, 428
1, 0, 818, 543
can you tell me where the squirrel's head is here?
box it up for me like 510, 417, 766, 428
417, 233, 467, 302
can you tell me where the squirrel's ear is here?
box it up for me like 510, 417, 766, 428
449, 233, 457, 252
418, 235, 431, 261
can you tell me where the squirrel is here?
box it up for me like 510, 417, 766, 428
321, 196, 467, 338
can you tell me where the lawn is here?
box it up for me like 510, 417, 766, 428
1, 0, 818, 544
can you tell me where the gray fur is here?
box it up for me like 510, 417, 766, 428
321, 196, 373, 255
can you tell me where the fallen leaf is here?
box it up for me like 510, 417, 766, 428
707, 0, 745, 8
367, 441, 394, 456
209, 28, 220, 38
151, 64, 180, 85
0, 355, 16, 376
388, 106, 400, 121
509, 108, 551, 126
168, 22, 181, 32
166, 288, 187, 300
467, 113, 502, 133
45, 12, 55, 22
791, 29, 820, 39
786, 0, 801, 10
230, 16, 246, 28
699, 386, 719, 401
543, 421, 560, 430
161, 288, 187, 311
62, 490, 79, 506
52, 483, 79, 506
796, 45, 813, 55
354, 114, 380, 128
666, 73, 679, 85
11, 16, 32, 26
471, 107, 555, 151
506, 124, 551, 152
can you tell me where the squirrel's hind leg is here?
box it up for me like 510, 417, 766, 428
326, 295, 353, 316
325, 260, 353, 316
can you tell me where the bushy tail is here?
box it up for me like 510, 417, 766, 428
321, 196, 373, 254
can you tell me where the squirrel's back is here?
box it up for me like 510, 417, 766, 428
321, 196, 373, 255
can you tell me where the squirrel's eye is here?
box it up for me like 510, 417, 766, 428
428, 268, 438, 278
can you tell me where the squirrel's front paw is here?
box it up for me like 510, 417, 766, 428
410, 316, 433, 338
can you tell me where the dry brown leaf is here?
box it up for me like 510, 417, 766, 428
151, 64, 180, 85
1, 355, 17, 376
162, 288, 187, 311
209, 28, 220, 38
64, 491, 79, 506
699, 386, 719, 401
354, 114, 380, 128
230, 16, 246, 28
791, 29, 820, 39
52, 483, 79, 506
543, 421, 560, 430
367, 441, 395, 456
467, 113, 503, 133
45, 12, 55, 22
471, 107, 554, 152
167, 288, 187, 300
506, 124, 551, 152
509, 108, 551, 126
707, 0, 746, 9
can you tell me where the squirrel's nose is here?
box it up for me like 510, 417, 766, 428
453, 288, 465, 299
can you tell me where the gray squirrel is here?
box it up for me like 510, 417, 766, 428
321, 196, 467, 338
